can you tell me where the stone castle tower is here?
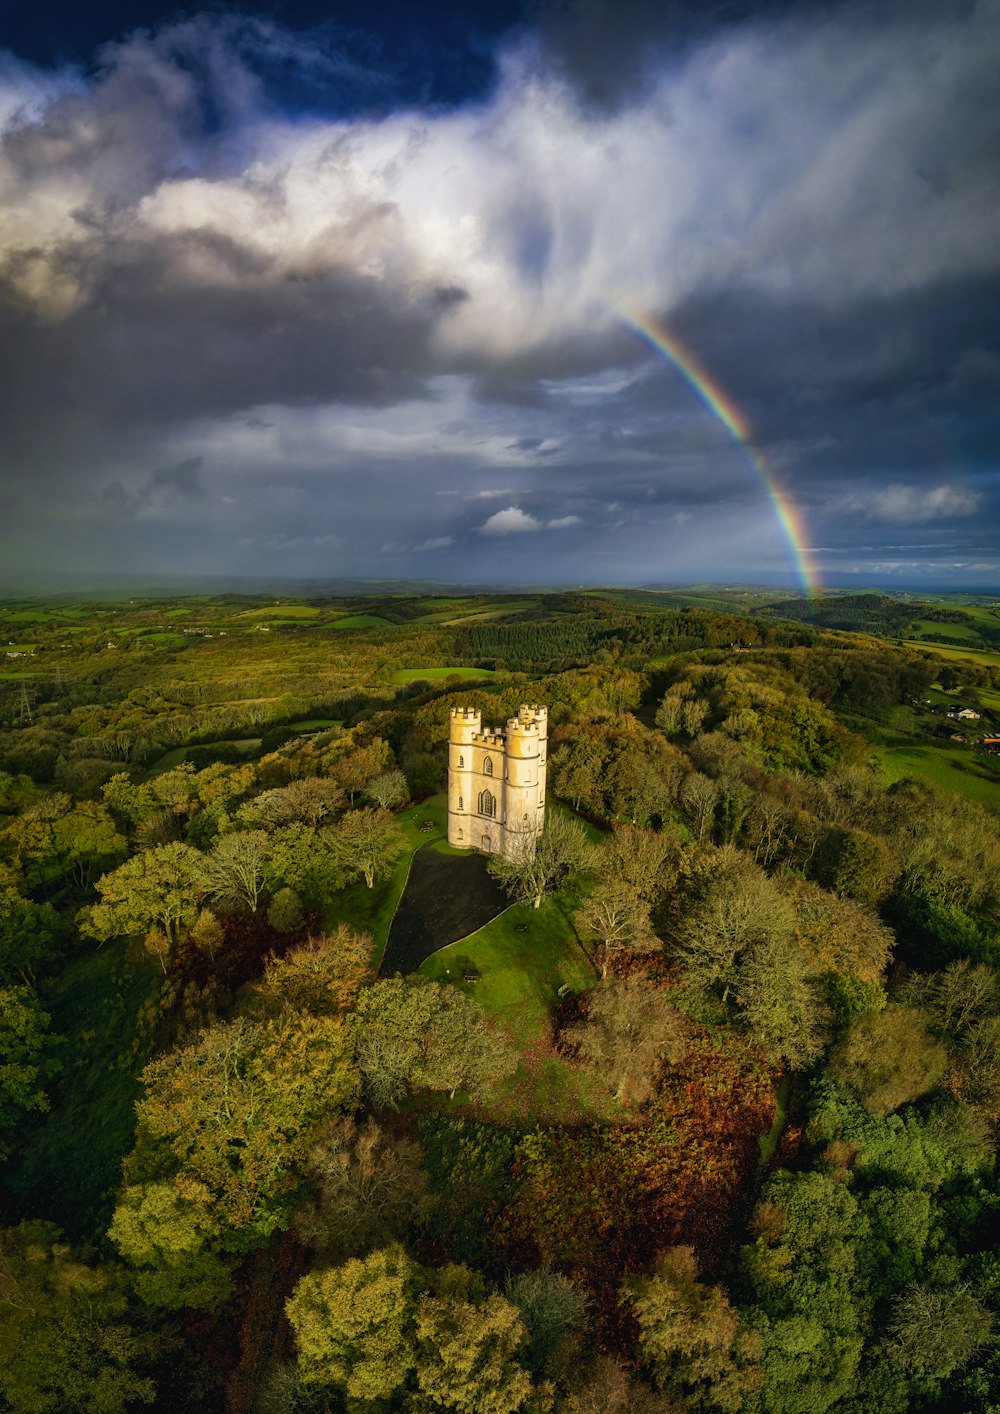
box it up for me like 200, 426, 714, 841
447, 704, 547, 858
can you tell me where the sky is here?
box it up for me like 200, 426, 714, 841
0, 0, 998, 593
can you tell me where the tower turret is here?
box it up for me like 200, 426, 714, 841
447, 707, 480, 848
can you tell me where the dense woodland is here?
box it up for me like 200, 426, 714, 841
1, 588, 999, 1413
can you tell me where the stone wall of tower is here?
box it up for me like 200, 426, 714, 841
447, 707, 479, 848
446, 703, 546, 859
502, 716, 541, 857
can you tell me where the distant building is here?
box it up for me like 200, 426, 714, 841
948, 707, 981, 720
447, 704, 547, 859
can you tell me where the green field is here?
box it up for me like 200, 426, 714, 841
880, 743, 1000, 806
330, 614, 395, 629
907, 618, 981, 642
391, 666, 495, 684
236, 604, 322, 619
285, 718, 343, 732
903, 639, 1000, 668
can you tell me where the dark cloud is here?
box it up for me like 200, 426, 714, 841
0, 2, 997, 588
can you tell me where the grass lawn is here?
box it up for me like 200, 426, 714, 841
4, 942, 158, 1240
420, 895, 614, 1123
391, 666, 495, 684
880, 743, 1000, 806
421, 895, 594, 1045
286, 718, 343, 731
0, 670, 36, 679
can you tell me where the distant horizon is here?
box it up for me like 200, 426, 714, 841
1, 575, 998, 604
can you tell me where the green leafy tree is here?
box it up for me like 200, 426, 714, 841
202, 828, 269, 913
488, 811, 595, 909
0, 985, 58, 1155
252, 926, 373, 1018
888, 1283, 992, 1380
0, 867, 60, 983
625, 1246, 761, 1411
0, 1222, 156, 1414
667, 847, 792, 1001
108, 1175, 233, 1310
505, 1267, 589, 1378
128, 1012, 360, 1245
598, 823, 682, 904
413, 1269, 533, 1414
333, 807, 406, 890
828, 1005, 949, 1115
264, 823, 347, 909
351, 977, 517, 1107
286, 1244, 420, 1401
80, 841, 207, 946
734, 935, 831, 1069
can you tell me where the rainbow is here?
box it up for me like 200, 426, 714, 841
618, 307, 820, 600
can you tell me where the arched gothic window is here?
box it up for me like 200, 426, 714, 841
483, 756, 493, 776
457, 828, 463, 840
458, 755, 464, 767
478, 789, 496, 818
458, 797, 463, 811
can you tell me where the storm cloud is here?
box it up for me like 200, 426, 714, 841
0, 1, 998, 587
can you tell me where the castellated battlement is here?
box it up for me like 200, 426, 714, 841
447, 702, 548, 859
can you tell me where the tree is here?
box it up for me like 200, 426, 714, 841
0, 867, 60, 983
267, 886, 304, 933
264, 822, 347, 909
489, 811, 595, 909
828, 1005, 949, 1115
202, 829, 269, 913
0, 1221, 156, 1414
333, 808, 405, 890
505, 1267, 589, 1378
129, 1012, 361, 1243
80, 842, 207, 946
888, 1284, 992, 1380
414, 1272, 533, 1414
238, 777, 345, 830
563, 1357, 677, 1414
0, 985, 58, 1155
575, 886, 660, 979
367, 768, 410, 811
667, 847, 792, 1001
565, 976, 686, 1105
108, 1175, 233, 1311
253, 926, 373, 1017
785, 877, 894, 984
295, 1115, 431, 1259
351, 977, 517, 1107
286, 1244, 419, 1401
599, 823, 682, 904
733, 935, 831, 1069
625, 1246, 761, 1411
